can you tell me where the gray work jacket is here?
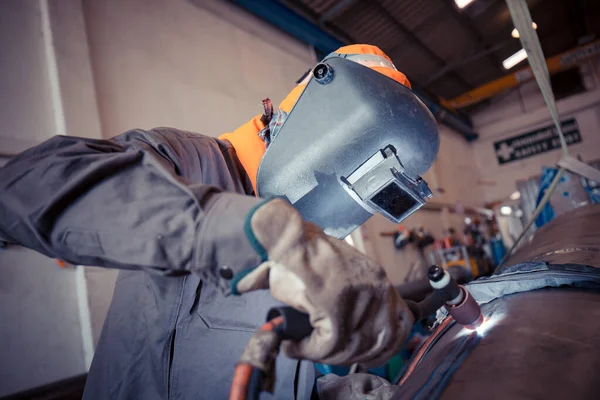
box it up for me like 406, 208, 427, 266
0, 128, 314, 399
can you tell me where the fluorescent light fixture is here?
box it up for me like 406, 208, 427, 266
510, 191, 521, 200
500, 206, 513, 216
511, 22, 538, 38
503, 48, 527, 70
454, 0, 475, 9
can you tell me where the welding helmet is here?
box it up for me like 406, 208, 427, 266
256, 46, 440, 238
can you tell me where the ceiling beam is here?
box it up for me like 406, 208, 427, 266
564, 0, 590, 44
424, 41, 509, 86
442, 0, 506, 76
273, 0, 356, 44
370, 0, 474, 92
319, 0, 359, 25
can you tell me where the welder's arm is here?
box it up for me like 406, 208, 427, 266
0, 130, 261, 285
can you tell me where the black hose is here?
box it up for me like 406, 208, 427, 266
267, 306, 313, 340
247, 369, 263, 400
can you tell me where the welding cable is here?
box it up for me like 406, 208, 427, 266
229, 316, 285, 400
395, 316, 455, 386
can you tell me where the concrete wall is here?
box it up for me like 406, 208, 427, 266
82, 0, 314, 139
0, 0, 56, 156
0, 1, 89, 396
0, 249, 87, 396
471, 60, 600, 203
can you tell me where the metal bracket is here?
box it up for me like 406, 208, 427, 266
557, 155, 600, 183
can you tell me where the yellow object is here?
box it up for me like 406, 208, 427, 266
443, 40, 600, 110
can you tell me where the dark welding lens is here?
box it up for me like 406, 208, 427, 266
370, 182, 419, 219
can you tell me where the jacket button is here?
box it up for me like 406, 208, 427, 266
219, 266, 234, 280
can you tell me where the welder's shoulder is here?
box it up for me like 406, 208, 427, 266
112, 128, 231, 177
114, 127, 224, 153
121, 127, 236, 159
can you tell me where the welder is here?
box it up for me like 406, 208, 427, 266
0, 44, 440, 399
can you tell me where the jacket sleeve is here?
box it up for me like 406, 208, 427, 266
0, 129, 262, 285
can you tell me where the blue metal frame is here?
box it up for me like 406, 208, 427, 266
231, 0, 342, 55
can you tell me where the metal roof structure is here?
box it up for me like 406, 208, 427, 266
280, 0, 599, 100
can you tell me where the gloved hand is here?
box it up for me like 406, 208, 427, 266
233, 198, 414, 366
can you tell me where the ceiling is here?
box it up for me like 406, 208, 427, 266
279, 0, 600, 103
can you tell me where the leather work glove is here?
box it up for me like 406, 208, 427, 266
233, 198, 414, 367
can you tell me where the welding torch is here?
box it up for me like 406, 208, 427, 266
406, 265, 484, 330
229, 265, 482, 400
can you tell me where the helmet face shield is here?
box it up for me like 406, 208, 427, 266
341, 146, 433, 224
256, 57, 439, 238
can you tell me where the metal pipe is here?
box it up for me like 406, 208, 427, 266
502, 203, 600, 269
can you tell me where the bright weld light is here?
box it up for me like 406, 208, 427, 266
511, 22, 538, 38
459, 313, 504, 337
503, 48, 528, 70
454, 0, 476, 9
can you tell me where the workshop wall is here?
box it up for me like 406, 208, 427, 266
471, 60, 600, 203
0, 1, 55, 156
82, 0, 315, 139
0, 1, 89, 396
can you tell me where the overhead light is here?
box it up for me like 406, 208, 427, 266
503, 48, 528, 70
510, 191, 521, 200
454, 0, 476, 9
511, 22, 538, 38
500, 206, 513, 216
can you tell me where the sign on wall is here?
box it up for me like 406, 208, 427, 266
494, 118, 582, 165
